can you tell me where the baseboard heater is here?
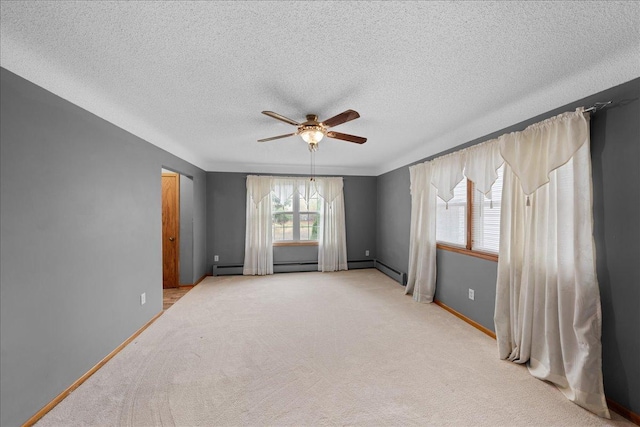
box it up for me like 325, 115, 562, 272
374, 260, 407, 285
212, 260, 375, 276
212, 264, 243, 276
274, 261, 318, 274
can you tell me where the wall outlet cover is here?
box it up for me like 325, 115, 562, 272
141, 292, 146, 305
468, 289, 475, 301
214, 255, 219, 262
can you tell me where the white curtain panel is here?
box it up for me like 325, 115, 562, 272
495, 110, 609, 417
406, 162, 437, 302
243, 175, 273, 275
317, 177, 348, 272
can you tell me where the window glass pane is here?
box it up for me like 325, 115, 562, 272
436, 179, 467, 246
272, 195, 292, 212
472, 165, 503, 254
299, 213, 319, 241
272, 212, 293, 241
298, 193, 320, 241
299, 194, 320, 212
307, 197, 320, 212
299, 196, 310, 211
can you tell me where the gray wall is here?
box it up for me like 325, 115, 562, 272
0, 68, 208, 426
344, 176, 377, 261
591, 82, 640, 415
206, 173, 377, 273
179, 174, 194, 285
375, 166, 411, 273
375, 78, 640, 415
435, 250, 497, 330
206, 172, 246, 269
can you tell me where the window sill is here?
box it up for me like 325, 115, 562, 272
273, 241, 319, 247
436, 243, 498, 262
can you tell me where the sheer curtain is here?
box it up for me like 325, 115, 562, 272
406, 162, 437, 302
316, 177, 348, 272
243, 175, 273, 275
495, 110, 609, 417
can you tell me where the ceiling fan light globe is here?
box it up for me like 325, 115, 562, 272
300, 128, 325, 145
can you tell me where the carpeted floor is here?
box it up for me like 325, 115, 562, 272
37, 269, 632, 426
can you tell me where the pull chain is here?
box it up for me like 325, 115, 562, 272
309, 149, 316, 181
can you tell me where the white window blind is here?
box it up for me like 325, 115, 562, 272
471, 165, 503, 254
436, 179, 467, 246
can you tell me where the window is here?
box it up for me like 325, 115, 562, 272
436, 178, 467, 247
436, 165, 503, 260
272, 188, 320, 245
472, 166, 503, 254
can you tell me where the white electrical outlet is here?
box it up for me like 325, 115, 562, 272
140, 292, 146, 305
468, 289, 475, 301
214, 255, 219, 262
365, 250, 370, 256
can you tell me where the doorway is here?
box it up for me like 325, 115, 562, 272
161, 169, 196, 293
161, 168, 195, 296
162, 172, 180, 288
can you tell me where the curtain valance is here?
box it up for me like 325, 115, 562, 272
246, 175, 343, 207
246, 175, 274, 206
418, 108, 589, 202
464, 139, 503, 198
316, 177, 344, 204
499, 108, 589, 195
430, 152, 466, 203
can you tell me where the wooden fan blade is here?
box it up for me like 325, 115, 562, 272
258, 133, 297, 142
326, 131, 367, 144
321, 109, 360, 128
262, 111, 300, 126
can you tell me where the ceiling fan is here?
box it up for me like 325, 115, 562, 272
258, 109, 367, 151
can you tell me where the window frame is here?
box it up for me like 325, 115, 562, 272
272, 191, 320, 247
436, 180, 499, 262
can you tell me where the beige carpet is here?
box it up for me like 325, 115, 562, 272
37, 269, 632, 426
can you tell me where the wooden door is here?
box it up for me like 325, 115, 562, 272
162, 173, 180, 289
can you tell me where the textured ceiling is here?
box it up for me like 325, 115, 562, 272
1, 1, 639, 175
